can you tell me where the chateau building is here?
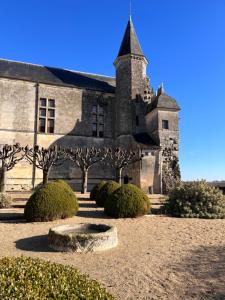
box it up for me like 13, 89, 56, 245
0, 18, 180, 193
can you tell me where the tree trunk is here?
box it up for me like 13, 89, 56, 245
81, 169, 88, 194
116, 168, 122, 185
0, 166, 7, 193
43, 170, 49, 185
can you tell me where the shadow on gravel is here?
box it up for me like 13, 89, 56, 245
172, 245, 225, 300
78, 202, 97, 208
15, 235, 55, 253
77, 209, 112, 219
0, 212, 25, 223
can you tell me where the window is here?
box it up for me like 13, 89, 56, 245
99, 106, 104, 115
136, 116, 139, 126
47, 119, 54, 133
99, 124, 104, 138
162, 120, 169, 130
99, 115, 104, 124
40, 98, 46, 107
48, 109, 55, 118
48, 99, 55, 108
39, 108, 46, 117
39, 118, 46, 133
92, 114, 97, 122
92, 123, 97, 137
38, 98, 56, 133
92, 105, 97, 113
92, 104, 104, 137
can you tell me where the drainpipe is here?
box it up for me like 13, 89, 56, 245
32, 82, 39, 189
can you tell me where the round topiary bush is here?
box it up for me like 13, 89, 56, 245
104, 184, 151, 218
0, 256, 115, 300
163, 180, 225, 219
54, 179, 74, 192
95, 181, 120, 207
90, 180, 107, 201
0, 193, 12, 208
24, 180, 79, 222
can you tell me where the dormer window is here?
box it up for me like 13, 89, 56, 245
162, 120, 169, 130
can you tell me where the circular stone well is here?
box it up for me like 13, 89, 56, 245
48, 224, 118, 252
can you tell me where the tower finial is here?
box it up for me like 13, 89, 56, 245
157, 83, 165, 96
130, 0, 132, 20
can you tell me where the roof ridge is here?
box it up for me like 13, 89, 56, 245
0, 58, 115, 80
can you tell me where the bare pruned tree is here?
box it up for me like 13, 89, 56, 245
0, 143, 24, 192
66, 147, 109, 194
23, 145, 65, 185
106, 148, 139, 184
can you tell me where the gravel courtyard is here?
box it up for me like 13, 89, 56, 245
1, 196, 225, 300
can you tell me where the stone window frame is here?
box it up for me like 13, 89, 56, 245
92, 104, 104, 138
38, 98, 56, 134
162, 119, 169, 130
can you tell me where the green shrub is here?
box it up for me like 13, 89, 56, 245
0, 256, 115, 300
163, 180, 225, 219
54, 179, 74, 192
104, 184, 151, 218
0, 193, 12, 208
90, 180, 107, 201
96, 181, 120, 207
24, 180, 79, 222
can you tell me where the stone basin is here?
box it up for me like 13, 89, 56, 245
48, 223, 118, 252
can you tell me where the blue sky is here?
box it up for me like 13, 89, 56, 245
1, 0, 225, 181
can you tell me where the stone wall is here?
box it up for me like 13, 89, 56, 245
0, 78, 116, 191
157, 110, 179, 150
146, 109, 179, 149
114, 54, 149, 136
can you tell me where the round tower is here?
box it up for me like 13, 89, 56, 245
114, 17, 149, 137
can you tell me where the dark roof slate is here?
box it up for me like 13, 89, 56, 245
0, 59, 116, 93
147, 92, 180, 113
117, 17, 144, 57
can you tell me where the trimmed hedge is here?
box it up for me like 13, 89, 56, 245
96, 181, 120, 207
54, 179, 74, 192
104, 184, 151, 218
90, 180, 107, 201
0, 193, 12, 208
0, 256, 114, 300
163, 180, 225, 219
24, 180, 79, 222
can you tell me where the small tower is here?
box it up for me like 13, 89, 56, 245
146, 84, 180, 151
114, 17, 149, 137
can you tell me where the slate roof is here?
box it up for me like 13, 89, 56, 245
0, 59, 116, 93
147, 91, 180, 113
117, 17, 144, 57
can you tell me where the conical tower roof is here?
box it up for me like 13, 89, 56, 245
117, 17, 144, 57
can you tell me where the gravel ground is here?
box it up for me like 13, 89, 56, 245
1, 197, 225, 300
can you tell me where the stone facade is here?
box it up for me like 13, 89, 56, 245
0, 17, 180, 193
